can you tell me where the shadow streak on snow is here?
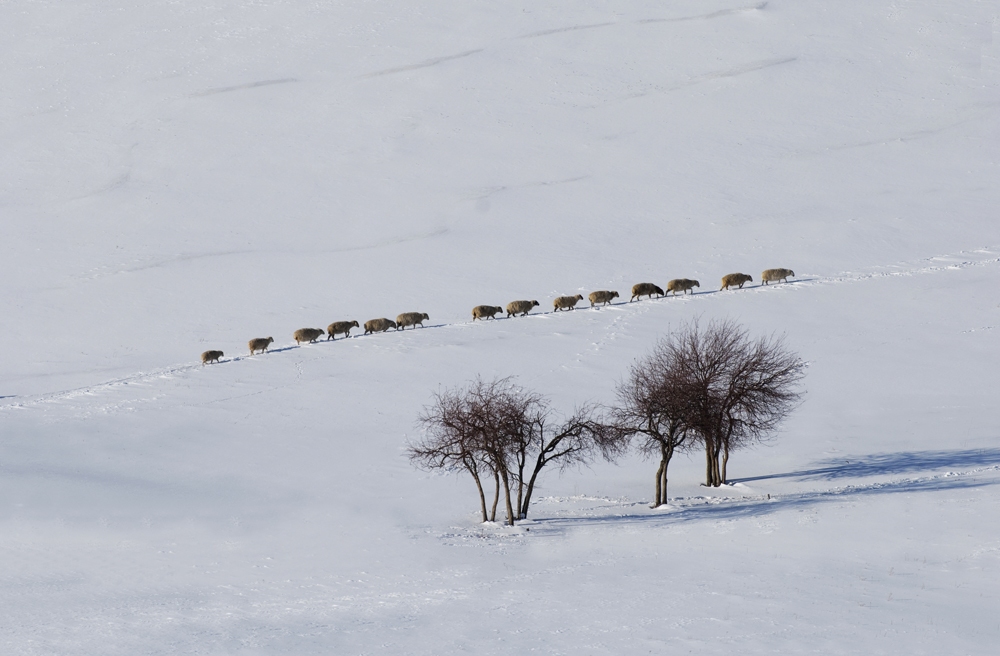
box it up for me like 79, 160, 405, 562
191, 78, 298, 97
530, 473, 998, 533
733, 448, 1000, 483
636, 2, 767, 24
597, 56, 797, 108
516, 2, 768, 39
360, 50, 484, 78
518, 22, 616, 39
470, 175, 589, 201
77, 228, 449, 280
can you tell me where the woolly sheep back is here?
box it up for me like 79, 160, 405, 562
396, 312, 430, 330
630, 283, 664, 302
472, 305, 503, 320
294, 328, 325, 344
553, 294, 584, 311
720, 273, 753, 290
666, 279, 700, 295
761, 268, 795, 284
248, 337, 274, 355
327, 320, 360, 340
588, 290, 619, 307
364, 318, 397, 334
200, 350, 223, 365
506, 300, 540, 317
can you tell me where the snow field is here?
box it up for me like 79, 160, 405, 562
2, 0, 999, 653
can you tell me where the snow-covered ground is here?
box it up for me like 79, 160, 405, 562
2, 1, 999, 653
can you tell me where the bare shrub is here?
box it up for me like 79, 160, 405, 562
604, 342, 700, 506
407, 377, 623, 525
669, 319, 806, 486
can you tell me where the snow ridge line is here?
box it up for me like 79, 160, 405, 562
2, 247, 996, 412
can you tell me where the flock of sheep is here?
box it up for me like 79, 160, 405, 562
199, 268, 795, 365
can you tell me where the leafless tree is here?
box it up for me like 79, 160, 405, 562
603, 338, 700, 507
669, 319, 806, 486
407, 384, 496, 522
513, 404, 626, 520
407, 377, 624, 524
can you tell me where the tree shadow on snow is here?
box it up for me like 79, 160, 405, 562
527, 471, 998, 534
732, 447, 1000, 483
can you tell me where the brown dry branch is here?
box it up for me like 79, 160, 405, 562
407, 377, 623, 525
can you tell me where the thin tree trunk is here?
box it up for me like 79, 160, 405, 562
704, 439, 715, 486
490, 470, 500, 522
471, 470, 488, 522
653, 459, 665, 507
712, 445, 721, 487
721, 440, 730, 485
520, 453, 547, 519
499, 469, 515, 526
516, 466, 525, 521
662, 443, 674, 503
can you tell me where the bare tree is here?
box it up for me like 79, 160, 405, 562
669, 319, 806, 486
407, 385, 495, 522
603, 338, 700, 507
407, 377, 624, 524
514, 405, 625, 519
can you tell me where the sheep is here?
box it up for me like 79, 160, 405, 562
588, 290, 619, 307
327, 320, 360, 340
761, 268, 795, 285
472, 305, 504, 320
630, 283, 664, 302
666, 279, 700, 295
506, 300, 540, 317
294, 328, 325, 344
553, 294, 584, 311
200, 350, 224, 365
249, 336, 274, 355
396, 312, 430, 330
364, 318, 396, 334
720, 273, 753, 290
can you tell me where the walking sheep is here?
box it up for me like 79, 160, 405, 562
327, 320, 360, 340
472, 305, 504, 320
396, 312, 430, 330
200, 350, 224, 365
720, 273, 753, 290
506, 300, 540, 317
666, 279, 700, 295
588, 290, 619, 307
761, 268, 795, 285
553, 294, 584, 311
294, 328, 325, 344
364, 318, 397, 334
249, 337, 274, 355
630, 283, 664, 302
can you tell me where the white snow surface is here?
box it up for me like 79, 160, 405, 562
2, 0, 1000, 653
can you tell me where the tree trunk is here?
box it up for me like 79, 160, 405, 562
721, 440, 730, 485
490, 470, 500, 522
520, 455, 546, 519
712, 444, 721, 487
499, 468, 515, 526
516, 470, 524, 522
704, 439, 715, 486
653, 459, 665, 507
471, 470, 488, 522
662, 444, 674, 503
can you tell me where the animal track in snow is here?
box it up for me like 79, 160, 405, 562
6, 246, 997, 411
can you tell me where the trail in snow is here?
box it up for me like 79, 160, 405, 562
2, 246, 996, 411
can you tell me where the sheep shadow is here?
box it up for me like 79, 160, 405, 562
732, 447, 1000, 483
